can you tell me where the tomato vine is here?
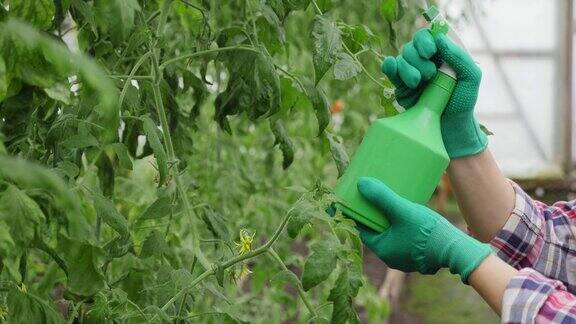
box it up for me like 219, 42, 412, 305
0, 0, 421, 322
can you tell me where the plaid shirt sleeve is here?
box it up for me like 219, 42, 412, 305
502, 268, 576, 323
488, 182, 576, 322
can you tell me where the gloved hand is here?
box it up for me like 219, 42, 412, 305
382, 29, 487, 158
357, 177, 491, 283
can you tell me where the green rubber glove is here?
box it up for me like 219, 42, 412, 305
382, 29, 488, 158
357, 177, 491, 283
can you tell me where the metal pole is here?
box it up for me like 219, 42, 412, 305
563, 0, 574, 174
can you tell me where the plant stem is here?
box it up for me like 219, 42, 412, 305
176, 292, 188, 324
311, 0, 323, 15
109, 75, 153, 80
118, 51, 153, 110
268, 248, 317, 318
153, 210, 293, 321
159, 45, 261, 70
343, 43, 385, 89
275, 65, 306, 93
126, 299, 148, 322
33, 237, 68, 276
149, 0, 210, 270
246, 0, 259, 45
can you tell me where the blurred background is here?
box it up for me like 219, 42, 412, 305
442, 0, 574, 180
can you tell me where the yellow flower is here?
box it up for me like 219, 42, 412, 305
235, 229, 255, 255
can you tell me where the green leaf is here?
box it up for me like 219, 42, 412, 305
271, 269, 300, 286
260, 4, 285, 43
9, 0, 55, 30
311, 15, 342, 83
480, 123, 494, 136
0, 184, 45, 249
0, 221, 15, 258
0, 56, 6, 102
340, 23, 376, 53
270, 119, 294, 169
286, 197, 318, 239
328, 264, 363, 324
139, 196, 172, 221
283, 0, 311, 12
317, 0, 333, 11
6, 287, 64, 324
108, 143, 133, 170
2, 19, 119, 142
215, 48, 282, 132
280, 77, 306, 113
0, 156, 83, 226
141, 115, 168, 187
326, 132, 349, 178
90, 192, 129, 239
55, 161, 80, 180
304, 82, 330, 135
381, 78, 399, 117
171, 268, 194, 289
61, 133, 100, 149
140, 230, 168, 259
200, 207, 230, 240
301, 240, 338, 291
57, 234, 105, 296
43, 81, 72, 105
95, 0, 141, 44
333, 53, 361, 81
380, 0, 398, 22
215, 264, 225, 287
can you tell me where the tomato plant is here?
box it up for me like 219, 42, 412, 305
0, 0, 420, 322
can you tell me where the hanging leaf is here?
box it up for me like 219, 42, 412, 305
328, 263, 363, 324
326, 132, 349, 177
57, 234, 106, 296
380, 0, 398, 22
140, 230, 168, 259
311, 15, 342, 83
61, 133, 100, 149
301, 239, 339, 291
95, 0, 141, 44
43, 81, 72, 105
270, 119, 295, 169
6, 287, 64, 324
0, 185, 45, 250
217, 48, 281, 123
90, 192, 129, 239
286, 197, 319, 239
1, 19, 120, 142
139, 196, 172, 221
0, 56, 7, 102
108, 143, 133, 170
260, 4, 286, 44
333, 53, 362, 81
141, 115, 169, 187
9, 0, 55, 30
480, 123, 494, 136
304, 81, 330, 135
200, 207, 230, 240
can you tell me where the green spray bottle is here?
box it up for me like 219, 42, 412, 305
334, 6, 465, 232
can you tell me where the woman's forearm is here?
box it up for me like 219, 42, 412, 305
468, 254, 518, 315
447, 149, 515, 242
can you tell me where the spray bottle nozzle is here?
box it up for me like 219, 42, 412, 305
423, 5, 440, 22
